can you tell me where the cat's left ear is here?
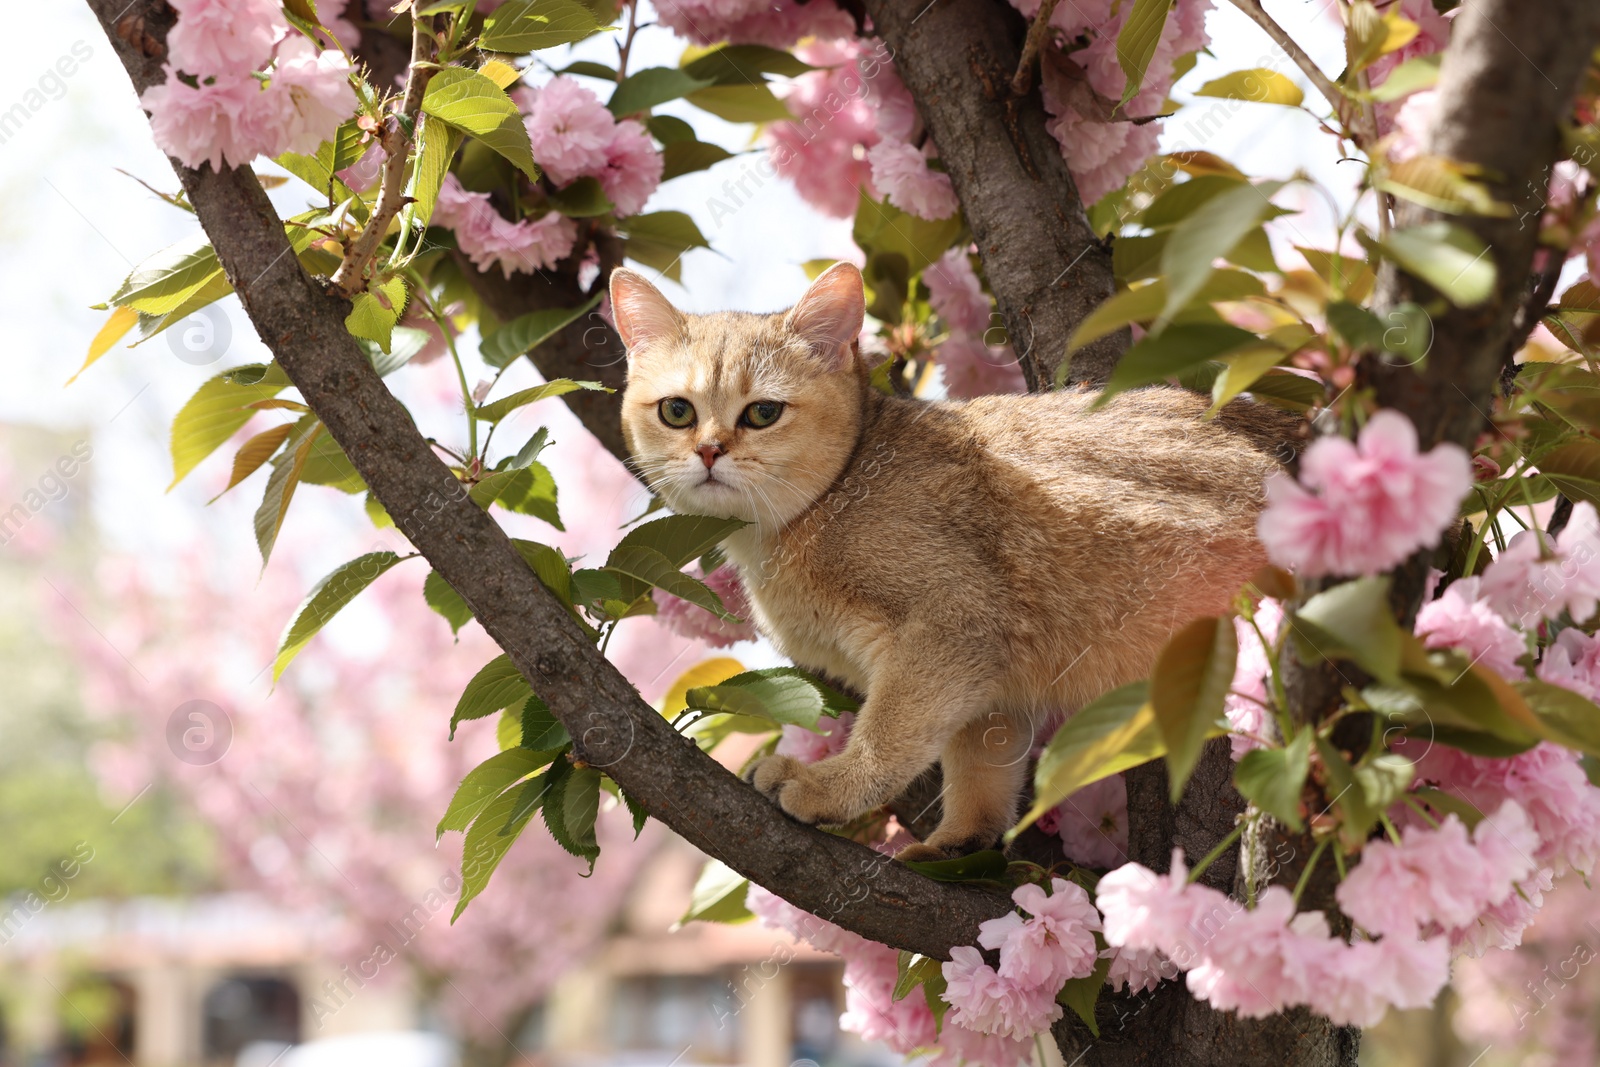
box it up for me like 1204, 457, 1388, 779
785, 262, 865, 369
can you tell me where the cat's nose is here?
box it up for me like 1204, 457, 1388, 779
696, 442, 724, 469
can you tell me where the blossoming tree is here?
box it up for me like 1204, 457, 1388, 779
75, 0, 1600, 1064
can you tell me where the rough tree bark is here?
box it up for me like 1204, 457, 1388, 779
862, 0, 1121, 388
89, 0, 1014, 961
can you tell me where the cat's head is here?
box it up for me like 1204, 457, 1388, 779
610, 263, 868, 530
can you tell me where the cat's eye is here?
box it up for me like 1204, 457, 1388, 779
741, 401, 784, 429
658, 397, 696, 428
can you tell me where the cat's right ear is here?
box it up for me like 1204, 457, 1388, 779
609, 268, 685, 358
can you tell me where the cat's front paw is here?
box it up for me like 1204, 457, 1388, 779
745, 755, 851, 825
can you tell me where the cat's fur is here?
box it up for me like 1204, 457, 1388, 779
610, 262, 1295, 861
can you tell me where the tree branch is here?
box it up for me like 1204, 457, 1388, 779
329, 15, 437, 297
88, 0, 1013, 961
1225, 0, 1374, 146
862, 0, 1123, 387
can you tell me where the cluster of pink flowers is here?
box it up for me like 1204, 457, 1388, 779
519, 77, 662, 216
650, 563, 758, 648
776, 710, 854, 764
943, 879, 1102, 1039
1368, 0, 1452, 134
1034, 775, 1129, 868
747, 884, 1033, 1067
1414, 742, 1600, 878
143, 0, 357, 172
763, 41, 895, 219
1537, 627, 1600, 700
1018, 0, 1212, 204
433, 175, 578, 278
1223, 599, 1284, 758
1097, 849, 1449, 1026
1336, 803, 1539, 939
653, 0, 854, 49
1414, 575, 1529, 679
1257, 410, 1472, 578
925, 248, 1025, 398
1480, 501, 1600, 627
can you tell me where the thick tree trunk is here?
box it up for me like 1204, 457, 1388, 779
862, 0, 1122, 388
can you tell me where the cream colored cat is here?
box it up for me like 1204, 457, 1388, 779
610, 262, 1294, 862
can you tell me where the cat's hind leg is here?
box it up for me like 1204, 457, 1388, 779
893, 709, 1031, 863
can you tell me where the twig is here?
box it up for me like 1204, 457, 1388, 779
615, 0, 640, 82
329, 15, 439, 298
1499, 257, 1563, 391
1225, 0, 1376, 146
1010, 0, 1061, 96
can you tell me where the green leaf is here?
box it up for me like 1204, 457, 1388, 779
1532, 439, 1600, 509
421, 66, 540, 181
1159, 180, 1286, 328
1514, 678, 1600, 757
543, 760, 602, 872
546, 176, 613, 217
610, 66, 715, 115
894, 953, 946, 1002
646, 114, 696, 144
346, 275, 408, 353
480, 300, 604, 369
297, 420, 367, 492
454, 782, 537, 920
607, 544, 738, 620
1067, 270, 1264, 353
1150, 616, 1238, 801
1314, 736, 1380, 850
1233, 729, 1310, 830
561, 59, 620, 80
853, 190, 964, 275
469, 463, 562, 529
1057, 952, 1112, 1037
214, 423, 294, 500
662, 139, 735, 181
620, 211, 713, 281
425, 570, 474, 634
1100, 323, 1261, 401
901, 849, 1008, 882
109, 232, 225, 316
254, 420, 319, 567
1195, 68, 1304, 107
1369, 222, 1496, 307
479, 0, 601, 52
168, 363, 292, 489
619, 785, 649, 837
1115, 0, 1173, 107
1325, 300, 1389, 351
1354, 751, 1414, 811
1363, 53, 1441, 102
1411, 787, 1484, 828
679, 859, 753, 925
476, 378, 610, 423
681, 43, 815, 84
274, 552, 404, 681
686, 673, 827, 728
1291, 577, 1402, 683
614, 513, 748, 570
685, 82, 792, 123
404, 114, 463, 230
520, 693, 572, 750
1014, 682, 1165, 835
1206, 345, 1290, 414
452, 654, 534, 738
513, 539, 577, 607
438, 748, 552, 837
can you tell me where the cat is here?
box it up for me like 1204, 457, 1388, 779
609, 261, 1296, 862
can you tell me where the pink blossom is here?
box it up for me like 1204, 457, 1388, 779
776, 711, 853, 764
1386, 88, 1440, 162
1185, 889, 1323, 1017
1050, 775, 1129, 869
745, 884, 864, 957
978, 879, 1102, 989
434, 175, 579, 278
1481, 500, 1600, 627
596, 120, 662, 216
840, 940, 940, 1050
313, 0, 362, 52
142, 72, 269, 171
1225, 599, 1283, 758
1304, 935, 1451, 1026
523, 77, 616, 186
872, 62, 920, 144
939, 335, 1025, 399
1414, 576, 1528, 679
1336, 803, 1538, 938
1105, 945, 1170, 994
867, 139, 959, 221
653, 0, 854, 49
764, 42, 882, 218
1537, 627, 1600, 701
924, 1020, 1035, 1067
1369, 0, 1452, 133
1452, 866, 1553, 958
940, 947, 1061, 1040
1045, 106, 1164, 206
336, 141, 386, 193
1416, 742, 1600, 875
167, 0, 284, 78
262, 36, 359, 157
926, 248, 991, 336
650, 564, 757, 648
1097, 849, 1220, 956
1257, 410, 1472, 578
